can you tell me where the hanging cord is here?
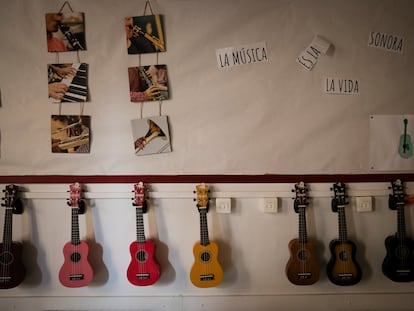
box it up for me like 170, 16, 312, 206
58, 1, 74, 13
143, 0, 154, 15
139, 102, 143, 119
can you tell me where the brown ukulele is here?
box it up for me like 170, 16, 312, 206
285, 182, 320, 285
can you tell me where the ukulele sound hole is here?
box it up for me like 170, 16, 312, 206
136, 250, 148, 262
297, 249, 309, 261
200, 251, 211, 262
338, 250, 348, 261
70, 252, 81, 263
395, 245, 409, 259
0, 251, 14, 265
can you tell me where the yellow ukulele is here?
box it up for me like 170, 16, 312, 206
190, 183, 223, 288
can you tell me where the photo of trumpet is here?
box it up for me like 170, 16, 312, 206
131, 117, 171, 156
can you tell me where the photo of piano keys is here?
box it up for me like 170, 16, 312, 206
51, 115, 91, 153
48, 63, 89, 103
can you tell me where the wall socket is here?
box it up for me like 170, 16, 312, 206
216, 198, 232, 213
356, 196, 373, 212
262, 198, 278, 213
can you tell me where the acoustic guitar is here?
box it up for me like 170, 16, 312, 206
0, 185, 25, 289
127, 182, 160, 286
58, 182, 93, 287
326, 182, 362, 286
285, 182, 320, 285
190, 183, 223, 288
382, 179, 414, 282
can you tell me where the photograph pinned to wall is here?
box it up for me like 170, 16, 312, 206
51, 115, 91, 154
124, 15, 165, 54
131, 116, 171, 156
369, 115, 414, 171
48, 63, 88, 103
128, 65, 169, 102
45, 12, 86, 52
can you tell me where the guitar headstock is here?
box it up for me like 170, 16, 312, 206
133, 182, 148, 213
1, 184, 23, 214
293, 181, 309, 213
331, 182, 348, 212
195, 183, 210, 212
389, 179, 405, 210
67, 182, 85, 213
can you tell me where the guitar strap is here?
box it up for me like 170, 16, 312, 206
147, 200, 159, 241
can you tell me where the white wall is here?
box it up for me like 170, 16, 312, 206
0, 182, 414, 310
1, 0, 414, 310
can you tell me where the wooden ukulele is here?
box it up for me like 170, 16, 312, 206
0, 185, 25, 289
382, 179, 414, 282
190, 183, 223, 288
326, 182, 362, 286
127, 182, 160, 286
285, 182, 320, 285
58, 182, 93, 287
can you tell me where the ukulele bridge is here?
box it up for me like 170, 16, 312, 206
338, 273, 353, 280
69, 274, 85, 280
200, 274, 215, 281
0, 276, 12, 282
136, 273, 150, 280
297, 272, 312, 279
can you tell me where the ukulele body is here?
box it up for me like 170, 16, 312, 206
285, 238, 320, 285
127, 239, 160, 286
190, 241, 223, 288
0, 242, 25, 289
327, 239, 362, 286
59, 240, 93, 288
382, 235, 414, 282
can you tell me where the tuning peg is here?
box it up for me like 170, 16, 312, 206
66, 199, 72, 207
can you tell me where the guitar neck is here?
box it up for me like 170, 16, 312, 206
298, 206, 308, 243
199, 209, 210, 246
136, 207, 146, 243
337, 205, 348, 242
397, 203, 407, 239
2, 207, 13, 245
71, 208, 81, 245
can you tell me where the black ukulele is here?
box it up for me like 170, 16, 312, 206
326, 182, 362, 286
382, 179, 414, 282
0, 185, 25, 289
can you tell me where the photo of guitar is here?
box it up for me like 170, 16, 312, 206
327, 182, 362, 286
382, 179, 414, 282
190, 183, 223, 288
398, 118, 413, 159
58, 182, 93, 288
285, 182, 320, 285
0, 185, 25, 289
127, 182, 160, 286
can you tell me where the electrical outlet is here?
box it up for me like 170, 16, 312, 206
216, 198, 231, 213
356, 196, 373, 212
262, 198, 278, 213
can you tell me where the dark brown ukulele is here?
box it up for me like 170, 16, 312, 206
0, 184, 25, 289
285, 182, 320, 285
327, 182, 362, 286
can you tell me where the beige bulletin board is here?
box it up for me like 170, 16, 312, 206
0, 0, 413, 176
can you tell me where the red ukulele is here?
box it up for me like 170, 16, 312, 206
127, 182, 160, 286
0, 185, 25, 289
58, 182, 93, 288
